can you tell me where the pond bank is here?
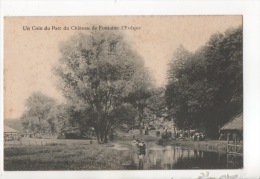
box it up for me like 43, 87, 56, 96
116, 133, 231, 153
115, 134, 235, 154
158, 140, 232, 153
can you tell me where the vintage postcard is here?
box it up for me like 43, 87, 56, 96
3, 16, 244, 172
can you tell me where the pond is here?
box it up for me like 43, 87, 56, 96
116, 144, 243, 170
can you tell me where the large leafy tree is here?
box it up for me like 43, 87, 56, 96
20, 91, 58, 134
140, 87, 168, 129
55, 103, 80, 133
166, 27, 243, 138
111, 103, 138, 132
53, 31, 147, 143
124, 68, 154, 134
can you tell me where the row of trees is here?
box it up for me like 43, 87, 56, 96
20, 92, 87, 136
165, 26, 243, 138
21, 26, 242, 141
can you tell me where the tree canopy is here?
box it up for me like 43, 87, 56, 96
124, 68, 154, 133
53, 31, 151, 143
165, 26, 243, 138
19, 26, 243, 141
20, 91, 58, 134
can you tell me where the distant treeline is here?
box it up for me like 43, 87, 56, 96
4, 119, 23, 132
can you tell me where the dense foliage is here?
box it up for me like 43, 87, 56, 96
165, 26, 243, 138
20, 92, 58, 134
124, 69, 154, 134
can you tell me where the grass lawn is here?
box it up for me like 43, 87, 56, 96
4, 143, 133, 171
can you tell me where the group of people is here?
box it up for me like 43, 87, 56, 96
132, 137, 146, 169
192, 133, 205, 141
132, 137, 146, 157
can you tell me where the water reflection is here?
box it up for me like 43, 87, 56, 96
128, 145, 242, 170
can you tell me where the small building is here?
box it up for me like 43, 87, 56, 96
220, 113, 243, 141
4, 125, 20, 141
221, 113, 243, 131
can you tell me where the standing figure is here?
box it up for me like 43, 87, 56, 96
137, 142, 146, 169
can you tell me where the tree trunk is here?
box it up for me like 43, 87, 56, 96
95, 127, 108, 144
139, 109, 144, 134
94, 114, 108, 144
139, 121, 143, 135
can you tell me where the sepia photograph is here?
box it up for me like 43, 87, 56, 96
3, 16, 243, 171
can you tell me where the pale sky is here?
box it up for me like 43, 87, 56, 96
4, 16, 242, 119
